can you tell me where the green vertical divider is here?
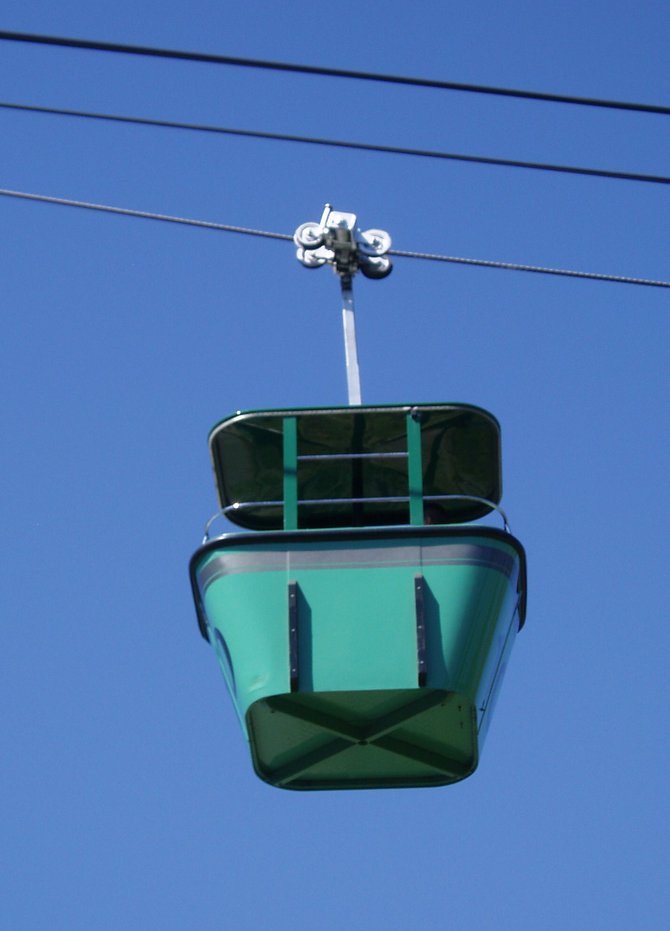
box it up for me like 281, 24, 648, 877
406, 412, 424, 525
283, 416, 298, 530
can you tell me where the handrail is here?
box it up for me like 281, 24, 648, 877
297, 451, 408, 461
201, 493, 510, 542
424, 495, 510, 532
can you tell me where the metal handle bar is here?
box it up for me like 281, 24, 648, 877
297, 451, 408, 461
202, 494, 510, 541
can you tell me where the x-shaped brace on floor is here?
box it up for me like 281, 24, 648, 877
259, 689, 473, 787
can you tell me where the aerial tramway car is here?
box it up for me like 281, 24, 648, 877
189, 207, 527, 790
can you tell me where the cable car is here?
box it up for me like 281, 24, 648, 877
188, 208, 527, 790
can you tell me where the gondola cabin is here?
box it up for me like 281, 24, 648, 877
190, 403, 527, 790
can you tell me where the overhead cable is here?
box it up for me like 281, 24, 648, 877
1, 187, 668, 290
0, 188, 292, 240
0, 29, 668, 117
2, 100, 668, 186
389, 248, 670, 288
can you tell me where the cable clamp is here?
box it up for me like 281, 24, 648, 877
294, 203, 392, 280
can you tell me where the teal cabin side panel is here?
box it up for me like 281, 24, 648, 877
196, 533, 523, 745
419, 537, 521, 713
200, 556, 290, 728
476, 601, 520, 747
292, 564, 418, 693
427, 569, 510, 698
471, 569, 521, 729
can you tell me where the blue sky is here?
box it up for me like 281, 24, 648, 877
2, 3, 669, 929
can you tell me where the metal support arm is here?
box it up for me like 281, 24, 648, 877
294, 204, 392, 406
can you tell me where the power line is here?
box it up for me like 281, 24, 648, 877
1, 187, 668, 289
2, 100, 669, 187
1, 29, 668, 117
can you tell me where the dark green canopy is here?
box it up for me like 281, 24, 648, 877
208, 403, 502, 530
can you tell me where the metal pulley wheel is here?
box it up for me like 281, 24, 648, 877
360, 255, 393, 279
294, 222, 325, 250
357, 228, 392, 257
296, 246, 328, 268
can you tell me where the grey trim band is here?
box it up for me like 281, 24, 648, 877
189, 525, 527, 638
198, 540, 517, 593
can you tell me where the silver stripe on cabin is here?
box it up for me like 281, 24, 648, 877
197, 542, 516, 593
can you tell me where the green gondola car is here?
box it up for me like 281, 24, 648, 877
190, 403, 527, 790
